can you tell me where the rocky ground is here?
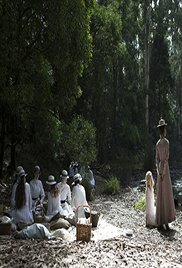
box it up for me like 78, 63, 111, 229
0, 183, 182, 268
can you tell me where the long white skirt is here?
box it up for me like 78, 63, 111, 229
146, 188, 156, 227
61, 202, 74, 217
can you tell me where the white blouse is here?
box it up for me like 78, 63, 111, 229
30, 179, 45, 203
11, 182, 33, 224
57, 182, 73, 216
47, 192, 65, 217
71, 184, 88, 218
71, 184, 88, 209
57, 182, 71, 203
89, 169, 95, 188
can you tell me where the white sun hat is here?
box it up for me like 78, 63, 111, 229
74, 173, 82, 182
46, 175, 57, 185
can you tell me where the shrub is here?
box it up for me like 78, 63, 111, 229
104, 176, 120, 195
62, 115, 97, 165
135, 193, 146, 211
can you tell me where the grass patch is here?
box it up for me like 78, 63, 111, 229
135, 193, 146, 211
104, 176, 120, 195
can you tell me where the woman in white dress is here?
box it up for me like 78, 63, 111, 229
11, 169, 33, 226
88, 166, 95, 189
145, 171, 156, 227
71, 173, 88, 218
12, 166, 23, 186
30, 165, 45, 211
57, 170, 73, 217
46, 175, 65, 221
10, 166, 24, 211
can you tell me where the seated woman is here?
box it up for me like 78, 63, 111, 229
30, 165, 45, 211
10, 166, 24, 212
12, 166, 24, 186
11, 169, 34, 227
46, 175, 66, 221
145, 171, 156, 227
71, 173, 89, 218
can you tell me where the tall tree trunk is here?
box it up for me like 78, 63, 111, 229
111, 61, 118, 160
143, 0, 154, 170
10, 115, 16, 172
0, 105, 6, 182
179, 56, 182, 138
144, 0, 151, 128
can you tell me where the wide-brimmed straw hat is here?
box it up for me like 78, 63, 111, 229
46, 175, 57, 185
18, 169, 27, 178
157, 118, 167, 128
34, 165, 40, 173
16, 166, 23, 175
74, 173, 82, 182
60, 170, 69, 179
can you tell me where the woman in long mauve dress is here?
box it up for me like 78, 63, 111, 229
156, 118, 176, 231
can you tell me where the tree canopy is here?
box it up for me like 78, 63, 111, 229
0, 0, 182, 181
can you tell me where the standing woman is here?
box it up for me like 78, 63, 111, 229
156, 118, 176, 230
145, 171, 156, 227
71, 173, 88, 218
11, 170, 33, 226
88, 166, 95, 190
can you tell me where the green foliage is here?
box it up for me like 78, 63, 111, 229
17, 113, 63, 177
78, 0, 128, 163
0, 0, 182, 180
0, 0, 95, 174
44, 0, 94, 113
149, 32, 173, 125
77, 0, 182, 171
79, 0, 145, 167
135, 194, 146, 211
62, 115, 97, 165
104, 176, 120, 195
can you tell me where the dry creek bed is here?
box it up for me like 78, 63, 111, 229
0, 188, 182, 268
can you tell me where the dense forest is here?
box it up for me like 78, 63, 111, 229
0, 0, 182, 182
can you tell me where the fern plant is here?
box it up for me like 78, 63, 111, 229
135, 193, 146, 211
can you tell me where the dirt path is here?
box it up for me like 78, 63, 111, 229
0, 188, 182, 267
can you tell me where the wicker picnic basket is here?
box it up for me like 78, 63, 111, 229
76, 205, 92, 242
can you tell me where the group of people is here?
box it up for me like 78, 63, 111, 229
145, 118, 176, 231
68, 162, 95, 190
9, 119, 176, 234
9, 165, 92, 229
